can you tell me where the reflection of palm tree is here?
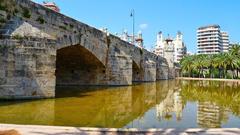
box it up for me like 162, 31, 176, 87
180, 80, 240, 127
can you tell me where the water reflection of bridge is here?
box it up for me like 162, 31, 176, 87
0, 80, 239, 128
0, 80, 179, 127
156, 88, 183, 121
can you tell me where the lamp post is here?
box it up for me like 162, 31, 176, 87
130, 9, 135, 45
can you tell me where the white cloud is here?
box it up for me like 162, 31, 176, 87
139, 23, 148, 30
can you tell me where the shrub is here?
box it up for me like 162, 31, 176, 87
70, 24, 74, 29
0, 4, 6, 11
0, 18, 6, 23
13, 8, 19, 15
36, 16, 45, 24
22, 8, 31, 18
59, 25, 67, 30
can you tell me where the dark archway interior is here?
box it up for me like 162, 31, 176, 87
132, 61, 144, 82
56, 45, 106, 86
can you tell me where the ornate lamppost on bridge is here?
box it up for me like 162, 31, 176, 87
130, 9, 135, 45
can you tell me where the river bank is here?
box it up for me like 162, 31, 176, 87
177, 77, 240, 82
0, 124, 240, 135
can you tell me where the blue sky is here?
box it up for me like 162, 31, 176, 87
33, 0, 240, 53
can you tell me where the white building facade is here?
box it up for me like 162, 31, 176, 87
197, 25, 229, 54
120, 30, 144, 49
221, 32, 230, 52
154, 31, 187, 63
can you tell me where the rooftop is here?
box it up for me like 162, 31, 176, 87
198, 25, 220, 30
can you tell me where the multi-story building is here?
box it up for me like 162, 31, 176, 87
154, 31, 187, 63
221, 32, 230, 52
197, 25, 229, 54
229, 42, 240, 50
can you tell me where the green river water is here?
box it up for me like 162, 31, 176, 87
0, 80, 240, 129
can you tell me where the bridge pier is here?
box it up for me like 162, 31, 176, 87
106, 54, 132, 85
0, 39, 56, 99
156, 57, 169, 80
142, 59, 156, 82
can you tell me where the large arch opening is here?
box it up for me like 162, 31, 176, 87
132, 61, 144, 82
56, 45, 106, 86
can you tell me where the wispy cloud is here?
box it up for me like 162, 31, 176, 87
139, 23, 148, 30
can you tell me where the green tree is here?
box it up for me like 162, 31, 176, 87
225, 53, 238, 79
230, 44, 240, 78
180, 56, 194, 77
193, 54, 206, 78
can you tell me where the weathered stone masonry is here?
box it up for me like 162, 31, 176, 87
0, 0, 176, 99
0, 39, 56, 99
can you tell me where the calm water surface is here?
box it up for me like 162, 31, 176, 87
0, 80, 240, 129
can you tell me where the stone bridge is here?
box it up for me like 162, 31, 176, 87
0, 0, 176, 99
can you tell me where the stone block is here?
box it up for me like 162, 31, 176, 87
0, 10, 7, 19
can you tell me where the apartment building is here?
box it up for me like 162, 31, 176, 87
197, 25, 229, 54
221, 32, 230, 52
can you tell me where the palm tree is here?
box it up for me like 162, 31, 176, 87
193, 54, 206, 78
230, 44, 240, 56
225, 53, 238, 79
237, 58, 240, 78
179, 46, 240, 79
221, 53, 230, 78
206, 54, 216, 78
212, 53, 224, 78
180, 56, 194, 77
230, 44, 240, 78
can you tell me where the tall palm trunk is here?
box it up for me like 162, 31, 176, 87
201, 67, 204, 78
198, 68, 201, 78
232, 68, 234, 79
210, 67, 213, 78
225, 69, 228, 79
237, 68, 239, 79
218, 68, 221, 78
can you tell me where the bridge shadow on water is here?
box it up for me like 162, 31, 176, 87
55, 85, 116, 99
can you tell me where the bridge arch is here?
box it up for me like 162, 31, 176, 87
132, 60, 144, 82
56, 44, 106, 86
